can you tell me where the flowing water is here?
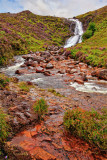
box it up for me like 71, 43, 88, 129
64, 19, 83, 48
0, 19, 107, 94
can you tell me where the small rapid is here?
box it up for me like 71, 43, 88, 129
64, 19, 83, 48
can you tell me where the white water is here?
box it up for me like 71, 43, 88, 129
64, 19, 83, 48
70, 80, 107, 94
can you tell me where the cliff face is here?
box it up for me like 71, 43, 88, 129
0, 11, 71, 65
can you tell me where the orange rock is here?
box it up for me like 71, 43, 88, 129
29, 147, 56, 160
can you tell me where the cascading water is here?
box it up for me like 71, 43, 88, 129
64, 19, 83, 48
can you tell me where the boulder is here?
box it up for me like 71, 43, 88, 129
74, 78, 84, 84
36, 66, 44, 73
43, 71, 51, 76
46, 63, 54, 69
15, 69, 29, 75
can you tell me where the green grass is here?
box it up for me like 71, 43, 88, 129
63, 107, 107, 150
0, 108, 9, 143
33, 98, 48, 120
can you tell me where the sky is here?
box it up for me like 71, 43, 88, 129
0, 0, 106, 18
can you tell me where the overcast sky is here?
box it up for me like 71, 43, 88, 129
0, 0, 106, 18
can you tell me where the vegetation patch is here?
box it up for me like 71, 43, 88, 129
0, 11, 71, 66
33, 98, 48, 120
18, 81, 33, 92
48, 88, 65, 97
0, 108, 9, 143
0, 74, 9, 89
63, 107, 107, 150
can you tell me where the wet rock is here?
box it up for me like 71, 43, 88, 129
46, 63, 54, 69
80, 73, 88, 81
58, 69, 65, 74
26, 81, 33, 85
15, 69, 29, 75
36, 66, 44, 73
31, 61, 38, 67
44, 71, 51, 76
20, 64, 26, 68
98, 69, 107, 80
32, 56, 44, 63
74, 78, 84, 84
79, 62, 87, 68
5, 143, 32, 160
24, 60, 33, 66
91, 69, 107, 80
29, 147, 56, 160
70, 69, 78, 74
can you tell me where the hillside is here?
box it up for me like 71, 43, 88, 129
0, 11, 71, 65
66, 6, 107, 67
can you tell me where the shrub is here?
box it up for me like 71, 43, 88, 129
0, 74, 9, 89
82, 30, 93, 40
63, 107, 107, 150
88, 22, 96, 33
82, 22, 96, 40
33, 98, 48, 120
0, 109, 9, 143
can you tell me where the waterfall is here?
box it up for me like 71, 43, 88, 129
64, 19, 83, 48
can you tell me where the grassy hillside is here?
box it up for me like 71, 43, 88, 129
67, 6, 107, 68
0, 11, 71, 65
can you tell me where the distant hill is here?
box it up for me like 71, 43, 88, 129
0, 11, 71, 65
67, 6, 107, 67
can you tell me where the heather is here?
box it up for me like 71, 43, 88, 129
0, 11, 71, 65
63, 107, 107, 150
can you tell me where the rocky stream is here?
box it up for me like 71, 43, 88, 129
0, 19, 107, 160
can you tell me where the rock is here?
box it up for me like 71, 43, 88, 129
24, 60, 33, 66
46, 63, 54, 69
5, 143, 32, 160
44, 71, 51, 76
70, 69, 78, 74
31, 61, 38, 67
79, 62, 87, 68
98, 69, 107, 80
26, 81, 33, 85
29, 147, 56, 160
20, 64, 26, 68
36, 66, 44, 73
80, 73, 88, 81
32, 56, 44, 63
15, 69, 29, 75
74, 78, 84, 84
91, 69, 107, 80
58, 69, 65, 74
